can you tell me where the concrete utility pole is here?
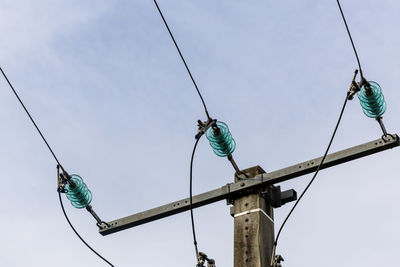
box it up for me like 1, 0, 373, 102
231, 166, 275, 267
99, 135, 399, 267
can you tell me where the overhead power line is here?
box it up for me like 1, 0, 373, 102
336, 0, 364, 79
0, 67, 64, 169
189, 135, 202, 264
153, 1, 218, 264
272, 2, 377, 262
0, 67, 114, 267
59, 192, 115, 267
271, 96, 349, 266
153, 0, 211, 121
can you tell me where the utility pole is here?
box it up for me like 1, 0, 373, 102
231, 166, 275, 267
99, 135, 399, 267
231, 166, 296, 267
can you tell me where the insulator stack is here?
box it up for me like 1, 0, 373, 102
206, 121, 236, 157
65, 174, 92, 209
358, 81, 387, 118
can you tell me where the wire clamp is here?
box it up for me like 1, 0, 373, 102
347, 72, 373, 99
273, 255, 284, 267
195, 118, 217, 139
197, 252, 216, 267
57, 165, 69, 193
56, 165, 109, 228
347, 69, 361, 100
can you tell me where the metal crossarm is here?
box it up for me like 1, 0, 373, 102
99, 134, 399, 236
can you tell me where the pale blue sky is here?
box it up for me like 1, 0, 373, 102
1, 1, 399, 266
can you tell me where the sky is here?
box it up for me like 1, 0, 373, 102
0, 0, 399, 266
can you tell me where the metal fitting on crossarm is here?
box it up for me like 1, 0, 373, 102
86, 205, 110, 229
345, 70, 391, 139
56, 165, 108, 229
263, 186, 297, 208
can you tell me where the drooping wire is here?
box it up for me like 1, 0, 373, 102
271, 96, 349, 266
58, 192, 115, 267
0, 67, 64, 171
336, 0, 364, 79
1, 68, 112, 264
153, 0, 211, 121
189, 135, 203, 264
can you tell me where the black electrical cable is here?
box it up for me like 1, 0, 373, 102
189, 135, 203, 263
271, 96, 348, 266
336, 0, 364, 79
1, 68, 112, 265
153, 0, 211, 121
58, 192, 115, 267
0, 67, 65, 171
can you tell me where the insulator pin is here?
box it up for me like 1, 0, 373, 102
65, 174, 92, 209
358, 81, 387, 118
206, 121, 236, 157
